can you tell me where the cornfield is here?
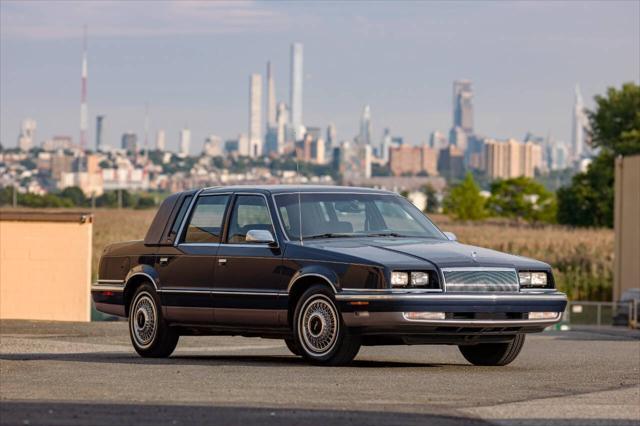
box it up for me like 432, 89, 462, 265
91, 210, 614, 301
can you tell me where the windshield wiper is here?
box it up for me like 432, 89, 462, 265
303, 233, 357, 240
365, 232, 412, 238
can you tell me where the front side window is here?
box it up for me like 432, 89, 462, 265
274, 193, 445, 240
183, 195, 230, 243
227, 195, 274, 244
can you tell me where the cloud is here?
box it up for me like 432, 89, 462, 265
0, 0, 289, 40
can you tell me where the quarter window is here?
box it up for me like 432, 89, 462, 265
227, 195, 274, 244
183, 195, 230, 243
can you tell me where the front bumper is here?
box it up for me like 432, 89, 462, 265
337, 291, 567, 334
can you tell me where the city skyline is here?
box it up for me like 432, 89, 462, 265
1, 1, 638, 152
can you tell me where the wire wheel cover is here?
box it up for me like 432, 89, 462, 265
131, 294, 157, 348
300, 296, 338, 355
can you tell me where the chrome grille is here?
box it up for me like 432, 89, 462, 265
443, 268, 519, 293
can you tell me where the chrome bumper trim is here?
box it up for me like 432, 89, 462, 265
342, 311, 563, 328
335, 292, 567, 302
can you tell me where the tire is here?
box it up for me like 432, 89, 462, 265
284, 338, 301, 356
458, 334, 525, 366
293, 284, 361, 366
128, 283, 179, 358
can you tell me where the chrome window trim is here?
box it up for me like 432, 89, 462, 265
175, 192, 232, 246
225, 192, 279, 248
440, 267, 519, 293
271, 191, 446, 243
173, 189, 204, 247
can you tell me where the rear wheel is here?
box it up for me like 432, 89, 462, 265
284, 338, 301, 356
458, 334, 525, 366
128, 283, 179, 358
293, 285, 361, 365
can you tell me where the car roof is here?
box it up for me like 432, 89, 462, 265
199, 185, 395, 196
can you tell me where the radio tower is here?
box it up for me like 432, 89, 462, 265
79, 25, 88, 150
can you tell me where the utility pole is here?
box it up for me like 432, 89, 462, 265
12, 184, 17, 208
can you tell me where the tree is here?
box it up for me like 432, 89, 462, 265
588, 82, 640, 156
487, 177, 556, 223
557, 82, 640, 227
59, 186, 87, 206
422, 184, 440, 214
443, 172, 486, 220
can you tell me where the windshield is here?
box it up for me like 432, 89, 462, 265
274, 192, 446, 241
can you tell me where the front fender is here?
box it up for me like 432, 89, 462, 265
287, 265, 340, 293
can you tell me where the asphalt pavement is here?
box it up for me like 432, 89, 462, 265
1, 320, 639, 426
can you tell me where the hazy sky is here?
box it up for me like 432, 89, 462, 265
1, 1, 638, 153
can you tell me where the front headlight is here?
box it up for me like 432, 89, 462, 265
391, 272, 409, 287
519, 271, 548, 288
411, 272, 430, 286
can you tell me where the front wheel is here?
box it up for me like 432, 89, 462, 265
129, 283, 179, 358
293, 285, 361, 366
458, 334, 525, 366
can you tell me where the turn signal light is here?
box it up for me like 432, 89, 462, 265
528, 312, 559, 320
403, 312, 446, 321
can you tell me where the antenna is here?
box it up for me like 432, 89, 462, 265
79, 25, 88, 151
296, 155, 303, 245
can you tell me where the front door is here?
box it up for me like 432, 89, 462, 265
213, 194, 285, 326
158, 194, 230, 323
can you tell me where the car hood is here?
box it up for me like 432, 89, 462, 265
302, 237, 550, 271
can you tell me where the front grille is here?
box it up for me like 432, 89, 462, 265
443, 268, 519, 292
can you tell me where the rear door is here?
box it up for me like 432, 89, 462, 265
213, 193, 285, 326
157, 193, 230, 323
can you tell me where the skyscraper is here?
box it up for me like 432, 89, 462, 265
359, 105, 372, 146
266, 61, 276, 128
571, 85, 588, 161
276, 102, 289, 154
453, 80, 473, 134
249, 73, 263, 158
121, 132, 137, 152
79, 26, 88, 150
290, 42, 304, 139
95, 115, 105, 151
326, 123, 337, 150
155, 129, 166, 151
17, 118, 36, 152
179, 128, 191, 156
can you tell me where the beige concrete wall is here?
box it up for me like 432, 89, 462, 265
614, 155, 640, 301
0, 213, 93, 321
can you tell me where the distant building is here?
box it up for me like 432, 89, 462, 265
296, 129, 326, 164
326, 123, 337, 150
437, 145, 465, 180
17, 118, 37, 152
429, 130, 447, 151
449, 126, 468, 153
290, 42, 304, 139
276, 102, 289, 154
380, 128, 392, 164
249, 73, 262, 158
237, 133, 249, 157
266, 61, 276, 128
121, 132, 137, 153
42, 136, 74, 152
359, 105, 372, 147
483, 138, 542, 179
203, 135, 223, 157
389, 144, 438, 176
453, 80, 473, 134
179, 128, 190, 156
571, 84, 589, 162
95, 115, 105, 152
155, 129, 166, 151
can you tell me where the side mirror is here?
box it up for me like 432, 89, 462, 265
443, 231, 457, 241
246, 229, 277, 246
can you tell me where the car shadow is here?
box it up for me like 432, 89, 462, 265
0, 351, 455, 368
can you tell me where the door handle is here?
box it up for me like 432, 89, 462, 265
159, 257, 169, 265
218, 258, 227, 265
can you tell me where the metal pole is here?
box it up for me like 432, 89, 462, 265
12, 184, 17, 208
596, 304, 601, 327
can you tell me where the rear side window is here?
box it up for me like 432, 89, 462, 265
168, 195, 192, 239
183, 195, 230, 243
